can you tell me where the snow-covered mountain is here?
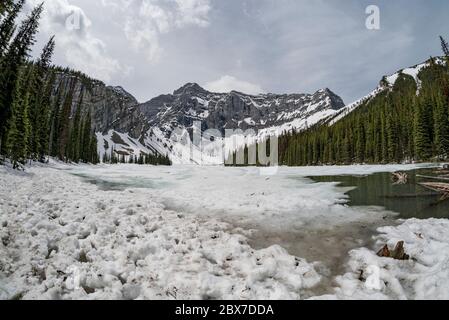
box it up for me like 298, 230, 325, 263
329, 57, 446, 125
96, 83, 346, 164
52, 57, 445, 165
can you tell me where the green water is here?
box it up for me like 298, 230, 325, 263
311, 168, 449, 219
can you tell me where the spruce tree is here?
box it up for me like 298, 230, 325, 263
434, 94, 449, 159
29, 37, 55, 161
6, 68, 31, 169
440, 36, 449, 58
37, 72, 56, 162
0, 0, 24, 57
1, 0, 18, 17
414, 97, 434, 161
49, 83, 64, 157
69, 104, 82, 162
0, 3, 43, 155
58, 85, 74, 161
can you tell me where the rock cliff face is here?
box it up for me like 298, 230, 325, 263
50, 71, 346, 163
50, 73, 148, 139
140, 83, 345, 134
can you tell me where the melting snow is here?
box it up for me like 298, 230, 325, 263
1, 163, 447, 300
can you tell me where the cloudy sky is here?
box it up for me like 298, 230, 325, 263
26, 0, 449, 104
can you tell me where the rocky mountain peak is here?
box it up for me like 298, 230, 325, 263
312, 88, 345, 111
173, 83, 208, 96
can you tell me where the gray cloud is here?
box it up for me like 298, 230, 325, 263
29, 0, 449, 104
204, 75, 264, 94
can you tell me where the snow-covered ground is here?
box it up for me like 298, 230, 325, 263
1, 163, 448, 300
317, 219, 449, 300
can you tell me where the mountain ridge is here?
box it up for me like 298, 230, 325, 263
47, 57, 445, 165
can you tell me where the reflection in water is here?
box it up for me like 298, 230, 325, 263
311, 168, 449, 219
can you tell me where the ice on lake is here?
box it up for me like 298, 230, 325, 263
63, 163, 434, 284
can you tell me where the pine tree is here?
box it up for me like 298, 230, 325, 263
37, 72, 56, 162
414, 97, 434, 161
434, 94, 449, 159
440, 36, 449, 58
29, 36, 55, 161
58, 85, 74, 161
355, 118, 365, 163
6, 68, 31, 169
0, 0, 24, 57
386, 112, 399, 162
0, 3, 42, 155
0, 0, 17, 17
49, 83, 65, 157
69, 104, 82, 162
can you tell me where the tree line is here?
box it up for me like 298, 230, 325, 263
103, 150, 172, 166
228, 37, 449, 167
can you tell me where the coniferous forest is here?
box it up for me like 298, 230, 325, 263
0, 1, 171, 169
0, 1, 98, 169
228, 37, 449, 167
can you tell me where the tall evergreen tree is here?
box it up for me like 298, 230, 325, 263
440, 35, 449, 58
6, 68, 31, 169
0, 3, 43, 155
414, 97, 434, 161
434, 93, 449, 159
58, 84, 75, 161
0, 0, 17, 16
29, 36, 55, 160
49, 82, 65, 157
0, 0, 24, 57
36, 71, 56, 162
69, 101, 82, 162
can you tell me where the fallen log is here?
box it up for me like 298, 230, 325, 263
419, 182, 449, 193
419, 182, 449, 202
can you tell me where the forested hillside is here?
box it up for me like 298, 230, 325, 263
0, 1, 98, 169
0, 1, 171, 169
228, 38, 449, 167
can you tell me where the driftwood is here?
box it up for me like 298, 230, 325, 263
419, 182, 449, 201
377, 241, 410, 260
420, 182, 449, 193
391, 172, 408, 185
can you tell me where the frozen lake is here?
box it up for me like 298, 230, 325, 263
3, 162, 448, 300
62, 163, 437, 294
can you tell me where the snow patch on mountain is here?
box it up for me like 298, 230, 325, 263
131, 85, 346, 164
96, 130, 160, 162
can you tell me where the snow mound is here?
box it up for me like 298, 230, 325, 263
316, 219, 449, 300
0, 166, 320, 300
